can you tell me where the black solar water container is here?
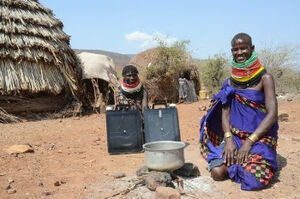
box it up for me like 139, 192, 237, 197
106, 106, 143, 154
144, 103, 181, 143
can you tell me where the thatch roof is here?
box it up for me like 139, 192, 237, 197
129, 48, 157, 69
0, 0, 81, 96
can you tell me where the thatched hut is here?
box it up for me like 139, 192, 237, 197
0, 0, 82, 120
77, 52, 119, 111
129, 48, 200, 103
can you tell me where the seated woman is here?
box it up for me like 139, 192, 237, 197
115, 64, 148, 112
199, 33, 278, 191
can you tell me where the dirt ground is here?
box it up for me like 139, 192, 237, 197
0, 95, 299, 199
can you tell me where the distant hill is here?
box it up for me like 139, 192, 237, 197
74, 49, 134, 71
74, 49, 210, 75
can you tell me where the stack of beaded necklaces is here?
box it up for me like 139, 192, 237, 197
121, 77, 142, 94
230, 51, 266, 88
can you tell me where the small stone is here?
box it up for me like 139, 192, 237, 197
199, 105, 207, 111
278, 113, 289, 122
100, 166, 107, 171
8, 179, 14, 184
173, 162, 200, 177
38, 182, 44, 187
8, 189, 17, 194
42, 190, 53, 196
17, 154, 25, 158
60, 179, 67, 184
145, 171, 173, 191
54, 181, 61, 186
113, 173, 126, 179
136, 166, 149, 176
155, 186, 181, 199
5, 184, 11, 190
5, 145, 34, 155
46, 143, 56, 150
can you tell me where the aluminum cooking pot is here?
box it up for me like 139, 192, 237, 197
143, 141, 186, 171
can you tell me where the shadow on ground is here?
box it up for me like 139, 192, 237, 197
267, 153, 287, 188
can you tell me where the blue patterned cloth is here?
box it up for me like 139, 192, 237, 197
199, 79, 278, 190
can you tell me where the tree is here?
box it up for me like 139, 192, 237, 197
200, 54, 229, 95
258, 44, 300, 93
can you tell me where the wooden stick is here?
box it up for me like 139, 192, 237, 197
103, 179, 144, 199
182, 193, 202, 199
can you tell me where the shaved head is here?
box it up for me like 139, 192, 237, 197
231, 33, 252, 47
122, 64, 138, 77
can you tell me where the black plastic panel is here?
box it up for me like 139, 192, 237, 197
106, 109, 143, 154
144, 105, 181, 143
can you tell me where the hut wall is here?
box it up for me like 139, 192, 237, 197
0, 94, 68, 114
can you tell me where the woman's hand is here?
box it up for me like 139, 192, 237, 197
237, 140, 253, 164
222, 137, 237, 166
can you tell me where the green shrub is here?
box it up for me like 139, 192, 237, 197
199, 54, 230, 95
145, 40, 191, 79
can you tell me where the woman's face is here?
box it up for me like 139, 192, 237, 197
124, 71, 138, 84
231, 38, 254, 63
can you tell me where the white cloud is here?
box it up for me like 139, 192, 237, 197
125, 31, 177, 49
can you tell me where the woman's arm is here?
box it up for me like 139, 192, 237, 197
252, 73, 278, 138
142, 89, 148, 113
237, 73, 278, 163
222, 105, 237, 166
222, 105, 231, 134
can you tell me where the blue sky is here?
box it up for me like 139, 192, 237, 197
39, 0, 300, 59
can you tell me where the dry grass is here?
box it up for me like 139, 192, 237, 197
0, 107, 22, 123
0, 0, 81, 96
